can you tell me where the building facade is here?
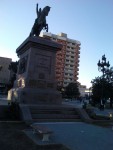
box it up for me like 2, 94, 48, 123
41, 32, 81, 87
78, 84, 87, 97
0, 56, 12, 92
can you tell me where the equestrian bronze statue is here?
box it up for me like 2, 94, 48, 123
30, 4, 51, 37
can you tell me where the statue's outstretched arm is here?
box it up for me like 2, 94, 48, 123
38, 8, 41, 16
36, 3, 39, 17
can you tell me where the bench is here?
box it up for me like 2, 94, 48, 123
31, 124, 53, 141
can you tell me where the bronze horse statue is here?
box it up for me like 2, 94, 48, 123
30, 4, 51, 37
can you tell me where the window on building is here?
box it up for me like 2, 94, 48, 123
70, 60, 74, 63
66, 55, 69, 57
66, 59, 69, 62
70, 65, 73, 67
64, 82, 67, 84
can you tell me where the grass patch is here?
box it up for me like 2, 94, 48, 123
92, 121, 113, 128
85, 108, 111, 120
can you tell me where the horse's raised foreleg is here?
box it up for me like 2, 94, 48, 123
44, 24, 48, 32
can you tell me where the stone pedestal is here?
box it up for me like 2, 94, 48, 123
8, 36, 62, 104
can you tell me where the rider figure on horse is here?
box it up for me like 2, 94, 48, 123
30, 4, 51, 37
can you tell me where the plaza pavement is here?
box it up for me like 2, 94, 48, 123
63, 100, 113, 117
1, 95, 113, 149
0, 95, 8, 105
26, 122, 113, 150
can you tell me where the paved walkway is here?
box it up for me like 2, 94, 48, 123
63, 100, 113, 117
0, 95, 8, 105
26, 122, 113, 150
1, 95, 113, 149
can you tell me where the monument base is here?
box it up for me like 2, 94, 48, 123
8, 36, 63, 105
8, 87, 62, 104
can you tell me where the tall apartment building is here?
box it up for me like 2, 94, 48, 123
41, 32, 81, 87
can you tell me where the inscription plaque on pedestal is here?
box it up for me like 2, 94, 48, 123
35, 54, 51, 74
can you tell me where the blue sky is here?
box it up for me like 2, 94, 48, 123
0, 0, 113, 88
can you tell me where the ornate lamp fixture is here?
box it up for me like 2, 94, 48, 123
97, 54, 110, 109
97, 54, 110, 77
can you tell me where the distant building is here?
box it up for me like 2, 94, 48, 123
85, 87, 92, 97
41, 32, 81, 87
78, 84, 87, 97
0, 56, 12, 92
78, 83, 92, 98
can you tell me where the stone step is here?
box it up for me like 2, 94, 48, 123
32, 118, 82, 122
29, 105, 82, 122
30, 109, 77, 115
32, 114, 80, 119
29, 104, 76, 111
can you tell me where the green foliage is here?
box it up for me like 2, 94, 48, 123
82, 102, 87, 109
92, 77, 112, 102
85, 108, 111, 120
8, 61, 18, 73
57, 85, 66, 98
91, 55, 113, 108
65, 82, 80, 99
8, 61, 18, 90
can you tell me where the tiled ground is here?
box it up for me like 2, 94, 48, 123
25, 122, 113, 150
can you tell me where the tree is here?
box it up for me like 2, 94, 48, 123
91, 55, 113, 108
65, 82, 80, 99
91, 77, 113, 106
57, 85, 66, 98
8, 61, 18, 90
105, 67, 113, 83
105, 67, 113, 107
9, 61, 18, 73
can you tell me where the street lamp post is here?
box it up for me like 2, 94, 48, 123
97, 54, 110, 109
